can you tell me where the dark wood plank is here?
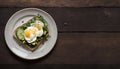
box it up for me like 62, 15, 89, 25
1, 33, 120, 64
1, 8, 120, 32
54, 33, 120, 64
0, 0, 80, 7
0, 0, 120, 7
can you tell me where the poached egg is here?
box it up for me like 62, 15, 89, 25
24, 21, 44, 43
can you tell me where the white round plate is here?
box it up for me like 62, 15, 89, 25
4, 8, 58, 60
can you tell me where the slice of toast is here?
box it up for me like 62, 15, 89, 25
13, 29, 48, 51
13, 16, 49, 52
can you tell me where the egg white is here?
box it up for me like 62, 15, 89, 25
24, 21, 44, 43
36, 28, 43, 37
24, 26, 37, 43
31, 21, 44, 37
35, 20, 44, 27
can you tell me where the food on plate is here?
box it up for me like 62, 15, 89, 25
13, 15, 49, 51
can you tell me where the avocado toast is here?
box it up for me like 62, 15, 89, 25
13, 15, 49, 51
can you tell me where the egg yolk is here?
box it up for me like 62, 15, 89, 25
31, 29, 36, 35
24, 29, 30, 38
24, 27, 37, 38
33, 23, 42, 30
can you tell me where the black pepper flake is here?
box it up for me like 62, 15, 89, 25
22, 21, 24, 23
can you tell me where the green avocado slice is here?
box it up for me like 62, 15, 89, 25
16, 27, 24, 41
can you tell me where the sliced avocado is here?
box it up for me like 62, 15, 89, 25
16, 28, 24, 41
32, 42, 36, 46
43, 30, 47, 36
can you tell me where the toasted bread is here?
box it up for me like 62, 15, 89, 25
13, 15, 49, 51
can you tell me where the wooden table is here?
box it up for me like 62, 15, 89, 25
1, 0, 120, 65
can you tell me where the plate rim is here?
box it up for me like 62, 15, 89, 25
4, 8, 58, 60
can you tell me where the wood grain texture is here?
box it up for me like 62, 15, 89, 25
0, 0, 119, 7
1, 33, 120, 64
1, 7, 120, 64
0, 0, 80, 7
1, 8, 120, 32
